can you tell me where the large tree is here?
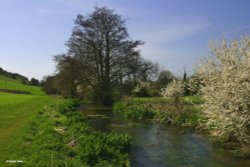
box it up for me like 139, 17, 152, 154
56, 7, 142, 105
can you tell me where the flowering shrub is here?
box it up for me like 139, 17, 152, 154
194, 36, 250, 145
161, 80, 184, 98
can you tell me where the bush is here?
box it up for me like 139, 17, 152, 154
124, 107, 156, 119
132, 82, 160, 97
194, 36, 250, 145
156, 105, 200, 126
161, 80, 184, 98
56, 99, 79, 114
113, 102, 128, 113
114, 100, 200, 125
133, 86, 151, 97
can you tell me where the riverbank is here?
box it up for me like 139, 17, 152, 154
114, 96, 201, 127
2, 98, 131, 166
81, 107, 250, 167
113, 96, 250, 158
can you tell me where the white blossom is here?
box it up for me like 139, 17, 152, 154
161, 80, 184, 98
195, 36, 250, 144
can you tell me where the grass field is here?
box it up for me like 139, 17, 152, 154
0, 76, 131, 166
0, 75, 44, 95
0, 76, 57, 163
0, 93, 58, 163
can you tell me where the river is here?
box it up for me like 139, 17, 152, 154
81, 108, 250, 167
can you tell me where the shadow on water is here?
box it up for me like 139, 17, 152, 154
81, 108, 250, 167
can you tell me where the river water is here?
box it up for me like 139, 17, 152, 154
81, 108, 250, 167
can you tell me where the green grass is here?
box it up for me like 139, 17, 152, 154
0, 75, 53, 164
0, 75, 23, 83
3, 99, 131, 166
0, 75, 44, 95
0, 92, 37, 105
0, 92, 58, 164
0, 75, 132, 166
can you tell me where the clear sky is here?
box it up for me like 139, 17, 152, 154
0, 0, 249, 80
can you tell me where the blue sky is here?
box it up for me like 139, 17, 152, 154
0, 0, 249, 80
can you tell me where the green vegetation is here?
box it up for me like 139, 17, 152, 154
115, 102, 156, 119
114, 96, 201, 126
0, 93, 56, 164
0, 75, 44, 95
131, 96, 203, 104
0, 75, 48, 158
0, 74, 54, 159
156, 105, 200, 126
1, 5, 249, 163
0, 67, 29, 84
0, 92, 38, 105
0, 74, 132, 166
42, 7, 159, 105
5, 99, 131, 167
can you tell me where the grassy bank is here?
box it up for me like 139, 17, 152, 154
0, 93, 58, 165
0, 76, 131, 166
114, 96, 202, 127
114, 96, 250, 158
3, 99, 131, 166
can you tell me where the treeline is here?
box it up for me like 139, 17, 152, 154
41, 7, 173, 105
0, 67, 40, 86
0, 67, 29, 84
41, 7, 198, 105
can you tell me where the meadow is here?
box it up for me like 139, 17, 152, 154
0, 75, 131, 166
0, 77, 62, 164
0, 92, 56, 164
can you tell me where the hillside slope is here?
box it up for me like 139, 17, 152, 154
0, 72, 53, 164
0, 75, 44, 95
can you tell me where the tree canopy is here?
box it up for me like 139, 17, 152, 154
50, 7, 159, 105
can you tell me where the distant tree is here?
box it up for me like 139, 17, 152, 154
30, 78, 40, 86
182, 69, 190, 96
41, 76, 59, 94
56, 7, 142, 105
138, 60, 159, 82
54, 54, 80, 98
157, 69, 175, 88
